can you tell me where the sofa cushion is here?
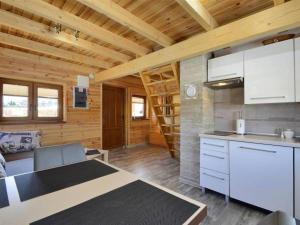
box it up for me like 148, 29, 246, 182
0, 164, 7, 178
34, 146, 64, 171
0, 131, 41, 154
61, 143, 86, 165
0, 153, 5, 168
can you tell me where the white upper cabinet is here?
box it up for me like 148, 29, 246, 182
244, 39, 295, 104
208, 52, 244, 81
296, 148, 300, 220
296, 38, 300, 102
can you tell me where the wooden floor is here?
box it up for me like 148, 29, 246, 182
109, 145, 267, 225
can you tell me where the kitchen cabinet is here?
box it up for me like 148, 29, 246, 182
200, 138, 229, 200
295, 148, 300, 219
207, 52, 244, 81
244, 39, 295, 104
229, 141, 293, 215
296, 38, 300, 102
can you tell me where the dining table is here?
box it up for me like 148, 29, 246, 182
0, 158, 207, 225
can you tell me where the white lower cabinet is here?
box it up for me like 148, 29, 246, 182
200, 168, 229, 195
200, 138, 229, 198
295, 148, 300, 219
229, 141, 294, 216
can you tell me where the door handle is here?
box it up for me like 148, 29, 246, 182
250, 96, 285, 100
203, 172, 225, 181
203, 153, 225, 160
239, 146, 276, 154
210, 73, 237, 78
203, 142, 224, 148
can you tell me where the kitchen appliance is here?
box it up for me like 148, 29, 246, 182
236, 111, 245, 135
204, 77, 243, 90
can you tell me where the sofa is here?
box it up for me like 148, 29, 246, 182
34, 143, 87, 171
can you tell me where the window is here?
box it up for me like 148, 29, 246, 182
132, 95, 146, 120
0, 78, 63, 123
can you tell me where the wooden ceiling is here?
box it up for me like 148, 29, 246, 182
0, 0, 277, 75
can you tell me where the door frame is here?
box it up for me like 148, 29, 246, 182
101, 84, 128, 149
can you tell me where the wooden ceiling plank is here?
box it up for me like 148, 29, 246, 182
95, 0, 300, 82
1, 0, 150, 55
274, 0, 286, 5
0, 32, 112, 69
0, 9, 131, 63
0, 46, 97, 74
176, 0, 218, 31
77, 0, 174, 47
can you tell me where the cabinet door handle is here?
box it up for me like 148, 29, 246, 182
210, 73, 237, 78
250, 96, 285, 100
203, 153, 225, 160
203, 142, 224, 148
203, 172, 225, 181
239, 146, 276, 154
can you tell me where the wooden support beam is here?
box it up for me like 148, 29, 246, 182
176, 0, 218, 31
0, 32, 112, 69
0, 9, 130, 63
274, 0, 286, 5
95, 0, 300, 82
77, 0, 174, 47
1, 0, 150, 56
0, 47, 96, 74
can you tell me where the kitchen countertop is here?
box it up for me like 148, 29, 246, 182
199, 133, 300, 148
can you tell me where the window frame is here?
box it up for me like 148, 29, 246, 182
0, 78, 63, 124
131, 95, 147, 120
33, 82, 63, 122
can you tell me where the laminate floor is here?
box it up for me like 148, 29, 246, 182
109, 145, 267, 225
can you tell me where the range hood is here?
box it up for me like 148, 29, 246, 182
204, 77, 244, 90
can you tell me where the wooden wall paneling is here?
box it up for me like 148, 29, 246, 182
0, 47, 96, 74
0, 62, 102, 149
0, 32, 112, 69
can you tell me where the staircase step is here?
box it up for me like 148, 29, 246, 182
156, 114, 179, 117
161, 124, 180, 127
150, 92, 179, 97
146, 78, 176, 86
153, 103, 180, 107
164, 132, 180, 136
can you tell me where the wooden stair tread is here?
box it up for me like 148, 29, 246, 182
164, 132, 180, 136
150, 92, 179, 97
156, 114, 179, 117
146, 78, 176, 86
153, 103, 180, 107
161, 124, 180, 127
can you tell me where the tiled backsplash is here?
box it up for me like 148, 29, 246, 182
214, 88, 300, 136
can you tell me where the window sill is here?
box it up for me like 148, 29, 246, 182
0, 121, 66, 125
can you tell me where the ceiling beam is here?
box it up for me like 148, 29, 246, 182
0, 9, 130, 63
77, 0, 174, 47
0, 47, 96, 74
273, 0, 286, 5
176, 0, 218, 31
0, 32, 113, 69
1, 0, 150, 56
95, 0, 300, 82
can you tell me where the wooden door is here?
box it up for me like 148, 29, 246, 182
102, 85, 125, 149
